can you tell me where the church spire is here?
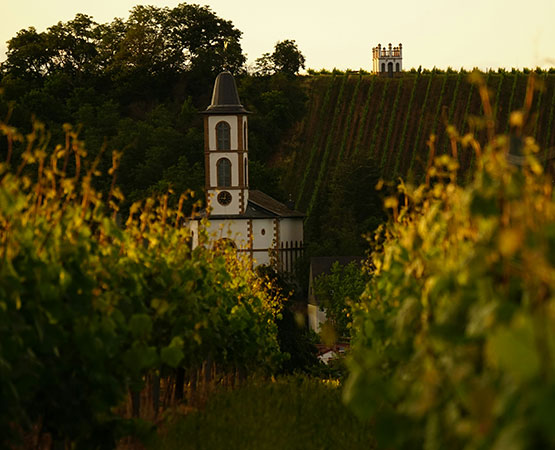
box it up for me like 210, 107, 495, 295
203, 71, 248, 114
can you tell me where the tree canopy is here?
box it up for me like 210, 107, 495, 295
1, 5, 245, 80
254, 39, 306, 76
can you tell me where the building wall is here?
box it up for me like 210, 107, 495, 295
279, 218, 303, 244
207, 189, 245, 216
204, 218, 250, 249
252, 218, 275, 250
308, 304, 327, 333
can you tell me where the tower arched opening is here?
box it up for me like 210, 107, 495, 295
217, 158, 232, 186
216, 121, 231, 150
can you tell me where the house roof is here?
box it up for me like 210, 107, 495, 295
248, 190, 304, 218
200, 190, 305, 220
202, 71, 249, 115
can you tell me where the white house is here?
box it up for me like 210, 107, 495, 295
372, 43, 403, 76
189, 71, 304, 272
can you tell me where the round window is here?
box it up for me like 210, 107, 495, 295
217, 191, 232, 206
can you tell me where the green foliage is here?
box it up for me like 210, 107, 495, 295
0, 4, 245, 210
409, 73, 434, 172
313, 261, 369, 337
545, 82, 555, 149
254, 39, 306, 77
305, 152, 383, 257
336, 74, 362, 164
153, 376, 374, 450
0, 122, 282, 447
393, 73, 420, 177
345, 78, 555, 448
353, 76, 375, 155
295, 74, 336, 208
380, 78, 403, 168
2, 4, 245, 80
306, 74, 349, 217
368, 78, 390, 157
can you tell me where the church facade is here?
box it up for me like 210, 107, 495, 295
189, 72, 304, 272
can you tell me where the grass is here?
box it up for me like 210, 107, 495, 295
152, 376, 374, 450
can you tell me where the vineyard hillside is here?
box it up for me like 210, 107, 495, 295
279, 72, 555, 214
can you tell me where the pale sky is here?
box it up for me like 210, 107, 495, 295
1, 0, 554, 71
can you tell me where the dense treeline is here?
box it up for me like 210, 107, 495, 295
0, 4, 306, 214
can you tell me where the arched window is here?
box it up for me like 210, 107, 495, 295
388, 62, 393, 75
244, 157, 248, 185
217, 158, 231, 186
243, 122, 247, 149
381, 63, 385, 73
216, 121, 230, 150
396, 62, 400, 72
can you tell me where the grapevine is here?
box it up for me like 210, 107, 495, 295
408, 73, 434, 173
392, 73, 420, 179
379, 77, 403, 170
295, 74, 336, 208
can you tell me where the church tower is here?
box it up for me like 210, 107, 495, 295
192, 71, 304, 272
201, 71, 249, 216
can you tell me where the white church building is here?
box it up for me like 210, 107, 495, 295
189, 71, 304, 272
372, 43, 403, 76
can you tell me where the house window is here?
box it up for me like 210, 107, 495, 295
396, 62, 400, 72
216, 121, 230, 150
217, 158, 232, 186
381, 63, 385, 73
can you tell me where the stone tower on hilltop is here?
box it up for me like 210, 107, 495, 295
372, 43, 403, 76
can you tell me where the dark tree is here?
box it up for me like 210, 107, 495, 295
254, 39, 306, 76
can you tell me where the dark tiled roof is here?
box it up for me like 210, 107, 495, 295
202, 71, 249, 115
248, 190, 304, 218
310, 256, 363, 279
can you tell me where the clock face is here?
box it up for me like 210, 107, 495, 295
217, 191, 232, 206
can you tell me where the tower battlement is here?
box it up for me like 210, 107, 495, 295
372, 43, 403, 76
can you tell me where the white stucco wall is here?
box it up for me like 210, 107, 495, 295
206, 189, 244, 216
252, 218, 275, 250
204, 218, 249, 249
308, 304, 327, 333
278, 218, 303, 245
